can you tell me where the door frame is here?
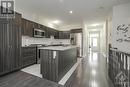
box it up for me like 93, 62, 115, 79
88, 31, 100, 52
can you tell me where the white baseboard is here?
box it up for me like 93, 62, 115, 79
58, 58, 82, 85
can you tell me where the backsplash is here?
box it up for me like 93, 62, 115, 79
22, 36, 70, 46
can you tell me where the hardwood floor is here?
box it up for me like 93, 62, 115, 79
0, 71, 62, 87
67, 52, 114, 87
0, 52, 114, 87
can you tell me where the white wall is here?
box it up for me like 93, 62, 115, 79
106, 18, 112, 57
101, 23, 107, 55
111, 3, 130, 53
83, 23, 88, 58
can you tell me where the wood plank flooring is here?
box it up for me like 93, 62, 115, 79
0, 52, 114, 87
0, 71, 62, 87
66, 52, 114, 87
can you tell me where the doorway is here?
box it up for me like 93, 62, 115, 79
88, 31, 100, 53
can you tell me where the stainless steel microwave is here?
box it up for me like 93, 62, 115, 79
33, 29, 45, 38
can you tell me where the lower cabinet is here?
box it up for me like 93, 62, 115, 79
21, 47, 37, 68
40, 48, 77, 82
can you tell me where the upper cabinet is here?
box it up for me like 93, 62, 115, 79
45, 27, 59, 39
21, 18, 33, 37
14, 12, 22, 26
59, 31, 70, 39
21, 20, 47, 37
49, 28, 59, 39
21, 18, 70, 39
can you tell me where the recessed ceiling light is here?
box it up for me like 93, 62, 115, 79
69, 11, 73, 14
53, 20, 60, 24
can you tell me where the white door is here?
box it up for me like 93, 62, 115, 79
88, 32, 100, 52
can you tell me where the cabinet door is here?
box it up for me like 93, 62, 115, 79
13, 24, 21, 69
45, 27, 51, 38
59, 31, 70, 39
8, 21, 21, 71
21, 19, 33, 36
21, 19, 27, 35
34, 22, 38, 28
28, 21, 33, 37
54, 32, 59, 39
25, 20, 30, 36
65, 31, 70, 39
8, 21, 15, 71
0, 18, 21, 76
59, 31, 63, 39
21, 47, 36, 68
0, 21, 10, 75
14, 13, 22, 26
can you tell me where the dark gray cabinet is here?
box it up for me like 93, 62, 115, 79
21, 18, 70, 39
21, 47, 37, 68
41, 50, 58, 82
40, 48, 77, 82
21, 18, 34, 37
45, 27, 50, 38
59, 31, 70, 39
45, 27, 59, 39
0, 13, 21, 76
53, 29, 59, 39
9, 22, 22, 71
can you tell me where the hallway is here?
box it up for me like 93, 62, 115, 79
69, 52, 114, 87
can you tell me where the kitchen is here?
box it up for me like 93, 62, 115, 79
0, 8, 83, 87
1, 0, 129, 87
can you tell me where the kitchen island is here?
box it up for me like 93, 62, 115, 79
39, 46, 77, 82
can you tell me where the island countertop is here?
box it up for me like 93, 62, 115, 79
38, 46, 77, 51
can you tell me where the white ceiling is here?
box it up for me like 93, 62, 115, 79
15, 0, 130, 28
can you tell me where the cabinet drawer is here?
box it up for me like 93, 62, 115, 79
22, 56, 36, 67
21, 47, 37, 68
22, 47, 36, 52
22, 52, 36, 57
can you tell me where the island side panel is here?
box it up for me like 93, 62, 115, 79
40, 47, 77, 82
40, 49, 59, 82
58, 48, 77, 81
40, 50, 49, 78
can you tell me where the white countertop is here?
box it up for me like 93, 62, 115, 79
38, 46, 77, 51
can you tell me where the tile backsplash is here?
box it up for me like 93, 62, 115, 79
22, 36, 70, 46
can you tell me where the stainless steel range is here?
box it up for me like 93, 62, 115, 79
30, 44, 48, 64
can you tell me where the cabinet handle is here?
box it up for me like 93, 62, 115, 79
7, 24, 10, 48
